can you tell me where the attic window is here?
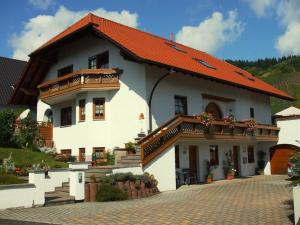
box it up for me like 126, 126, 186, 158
193, 58, 216, 69
235, 71, 255, 81
165, 42, 187, 53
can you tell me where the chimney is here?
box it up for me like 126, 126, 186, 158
169, 32, 174, 42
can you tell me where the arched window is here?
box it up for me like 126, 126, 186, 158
205, 102, 223, 119
43, 109, 53, 123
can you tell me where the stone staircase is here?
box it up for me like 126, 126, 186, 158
85, 147, 142, 183
44, 182, 75, 206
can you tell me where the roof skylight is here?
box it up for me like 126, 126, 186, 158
165, 42, 187, 53
235, 71, 255, 81
193, 58, 216, 70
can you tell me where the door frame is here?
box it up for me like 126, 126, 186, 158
232, 145, 240, 176
188, 145, 198, 180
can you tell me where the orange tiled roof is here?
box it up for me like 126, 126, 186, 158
31, 13, 293, 100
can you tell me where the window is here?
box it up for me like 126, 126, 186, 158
57, 65, 73, 77
88, 51, 109, 69
79, 99, 86, 121
247, 146, 255, 163
165, 42, 187, 53
175, 95, 187, 115
93, 98, 105, 120
79, 148, 85, 162
235, 71, 255, 81
60, 107, 72, 126
93, 147, 105, 160
61, 149, 71, 157
175, 145, 180, 169
210, 145, 219, 166
250, 107, 255, 118
193, 58, 216, 69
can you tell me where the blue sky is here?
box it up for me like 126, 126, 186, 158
0, 0, 299, 61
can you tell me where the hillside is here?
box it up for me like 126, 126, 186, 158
227, 56, 300, 114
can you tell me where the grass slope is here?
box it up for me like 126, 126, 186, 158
0, 148, 67, 168
230, 56, 300, 114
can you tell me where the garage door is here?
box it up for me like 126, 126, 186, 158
270, 145, 296, 174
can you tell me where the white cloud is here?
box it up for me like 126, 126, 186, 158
246, 0, 274, 17
275, 0, 300, 55
175, 10, 244, 54
29, 0, 54, 10
10, 6, 138, 60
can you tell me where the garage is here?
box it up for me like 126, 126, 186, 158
270, 144, 297, 174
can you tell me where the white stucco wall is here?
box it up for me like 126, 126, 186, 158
276, 118, 300, 147
37, 34, 148, 155
144, 145, 176, 191
294, 186, 300, 225
0, 184, 44, 209
146, 66, 272, 130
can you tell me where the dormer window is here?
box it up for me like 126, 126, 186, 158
57, 65, 73, 77
165, 42, 187, 53
89, 51, 109, 69
193, 58, 216, 70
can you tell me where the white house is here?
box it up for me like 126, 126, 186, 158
267, 106, 300, 175
11, 13, 294, 191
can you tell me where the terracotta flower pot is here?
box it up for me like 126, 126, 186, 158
207, 176, 213, 184
89, 183, 98, 202
85, 184, 90, 202
227, 174, 234, 180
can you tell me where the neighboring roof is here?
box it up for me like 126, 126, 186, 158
11, 13, 294, 105
0, 56, 27, 105
275, 106, 300, 117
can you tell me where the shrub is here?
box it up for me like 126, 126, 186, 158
13, 118, 43, 151
0, 110, 18, 147
96, 184, 128, 202
0, 174, 26, 185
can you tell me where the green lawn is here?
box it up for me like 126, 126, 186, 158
0, 147, 68, 168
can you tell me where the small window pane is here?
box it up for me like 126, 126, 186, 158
93, 98, 105, 119
210, 145, 219, 166
79, 99, 85, 121
250, 108, 255, 118
61, 107, 72, 126
175, 96, 187, 115
58, 65, 73, 77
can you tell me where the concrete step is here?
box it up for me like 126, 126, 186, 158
44, 195, 75, 207
55, 186, 69, 193
121, 155, 141, 160
117, 163, 141, 168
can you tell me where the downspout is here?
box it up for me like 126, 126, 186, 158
148, 69, 175, 133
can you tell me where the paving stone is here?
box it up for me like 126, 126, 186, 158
0, 175, 294, 225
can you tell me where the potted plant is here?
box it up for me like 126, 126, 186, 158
245, 119, 257, 135
194, 112, 214, 133
223, 115, 235, 131
205, 160, 214, 183
125, 141, 136, 155
224, 150, 236, 180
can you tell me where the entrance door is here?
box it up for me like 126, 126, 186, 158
232, 146, 240, 176
189, 146, 198, 178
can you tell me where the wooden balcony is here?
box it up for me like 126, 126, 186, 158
138, 115, 280, 166
38, 68, 122, 103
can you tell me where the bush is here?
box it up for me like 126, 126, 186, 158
0, 174, 26, 185
0, 110, 18, 147
13, 117, 42, 151
96, 184, 128, 202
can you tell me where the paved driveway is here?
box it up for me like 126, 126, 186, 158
0, 175, 293, 225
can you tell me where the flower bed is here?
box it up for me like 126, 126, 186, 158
85, 172, 159, 202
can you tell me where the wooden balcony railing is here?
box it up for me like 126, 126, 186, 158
138, 115, 279, 166
38, 68, 122, 100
